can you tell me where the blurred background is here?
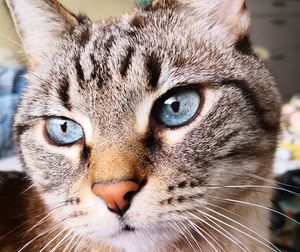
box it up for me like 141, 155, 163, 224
0, 0, 300, 251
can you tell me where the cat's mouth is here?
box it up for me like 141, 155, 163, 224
122, 224, 135, 232
109, 224, 136, 238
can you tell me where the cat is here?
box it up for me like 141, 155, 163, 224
0, 0, 281, 251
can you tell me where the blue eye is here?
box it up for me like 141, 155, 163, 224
154, 88, 201, 127
46, 118, 84, 145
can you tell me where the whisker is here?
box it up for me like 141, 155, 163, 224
62, 233, 78, 252
0, 203, 65, 243
21, 184, 35, 194
200, 224, 226, 252
67, 233, 83, 252
49, 230, 73, 252
17, 218, 66, 252
39, 228, 66, 252
0, 32, 25, 50
246, 172, 300, 191
215, 170, 300, 196
185, 217, 219, 252
0, 211, 46, 242
21, 204, 66, 236
185, 212, 250, 252
168, 220, 198, 252
179, 220, 203, 252
221, 185, 300, 198
200, 203, 280, 252
211, 195, 300, 226
195, 207, 279, 252
204, 201, 274, 242
74, 234, 87, 252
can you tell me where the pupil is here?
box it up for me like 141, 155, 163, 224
171, 101, 180, 113
60, 122, 68, 133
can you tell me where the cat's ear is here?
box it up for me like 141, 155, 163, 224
152, 0, 250, 39
6, 0, 79, 66
215, 0, 250, 38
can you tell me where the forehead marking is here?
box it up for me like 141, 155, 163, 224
58, 77, 72, 111
120, 46, 135, 78
145, 52, 162, 90
75, 56, 85, 89
90, 54, 104, 88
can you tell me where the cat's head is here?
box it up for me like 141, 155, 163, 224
8, 0, 280, 250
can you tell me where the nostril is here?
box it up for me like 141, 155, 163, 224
123, 190, 136, 201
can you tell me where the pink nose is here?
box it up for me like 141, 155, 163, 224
91, 180, 140, 216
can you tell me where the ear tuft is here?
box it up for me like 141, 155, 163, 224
6, 0, 79, 66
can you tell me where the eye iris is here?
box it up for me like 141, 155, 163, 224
46, 118, 83, 145
156, 89, 201, 127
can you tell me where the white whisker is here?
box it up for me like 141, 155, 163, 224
21, 204, 65, 236
211, 195, 300, 226
17, 219, 64, 252
62, 233, 78, 252
201, 204, 280, 252
168, 220, 198, 252
68, 234, 83, 252
185, 217, 219, 252
195, 208, 279, 252
39, 228, 66, 252
49, 230, 73, 252
0, 32, 25, 50
186, 212, 250, 252
179, 220, 203, 252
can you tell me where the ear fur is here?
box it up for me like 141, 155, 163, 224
216, 0, 250, 37
151, 0, 250, 39
6, 0, 79, 66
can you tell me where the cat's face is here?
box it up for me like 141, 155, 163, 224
9, 0, 280, 250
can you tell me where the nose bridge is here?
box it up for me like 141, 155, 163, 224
89, 145, 144, 183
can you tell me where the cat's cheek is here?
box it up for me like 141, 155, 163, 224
45, 185, 122, 238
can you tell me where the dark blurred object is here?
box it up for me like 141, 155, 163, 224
272, 169, 300, 251
276, 169, 300, 200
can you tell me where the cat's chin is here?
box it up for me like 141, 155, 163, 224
68, 219, 180, 251
103, 227, 179, 252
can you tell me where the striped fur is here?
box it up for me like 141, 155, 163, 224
2, 0, 281, 251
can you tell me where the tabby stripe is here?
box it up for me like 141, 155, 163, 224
143, 130, 162, 154
14, 123, 32, 140
222, 79, 278, 132
120, 46, 135, 78
76, 27, 91, 47
75, 56, 85, 89
58, 78, 72, 110
80, 145, 92, 165
130, 15, 146, 29
145, 53, 162, 90
103, 35, 115, 55
216, 130, 240, 148
90, 54, 104, 88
